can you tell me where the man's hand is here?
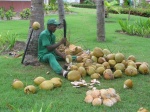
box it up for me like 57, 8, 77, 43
60, 38, 67, 44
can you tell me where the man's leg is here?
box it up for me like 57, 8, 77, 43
41, 53, 68, 77
41, 53, 62, 74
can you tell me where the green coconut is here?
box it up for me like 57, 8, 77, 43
39, 80, 54, 90
95, 66, 105, 75
76, 56, 83, 63
127, 55, 136, 62
138, 63, 149, 74
115, 53, 125, 63
32, 21, 40, 30
93, 47, 104, 58
91, 56, 98, 63
106, 53, 115, 61
114, 63, 125, 72
108, 60, 116, 68
84, 59, 93, 67
78, 66, 87, 77
86, 66, 96, 75
125, 66, 138, 76
127, 61, 137, 68
12, 79, 24, 89
67, 70, 81, 81
24, 85, 36, 94
103, 69, 114, 80
34, 76, 45, 85
97, 57, 106, 64
124, 79, 133, 89
50, 77, 62, 87
102, 62, 110, 69
69, 65, 78, 70
103, 49, 111, 56
91, 73, 101, 79
114, 70, 123, 78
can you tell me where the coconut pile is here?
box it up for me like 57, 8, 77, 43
12, 76, 62, 94
84, 88, 121, 107
63, 45, 149, 82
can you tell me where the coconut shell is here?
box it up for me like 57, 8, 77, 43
92, 98, 102, 106
100, 89, 111, 99
107, 88, 116, 97
103, 99, 114, 107
66, 55, 72, 63
90, 90, 100, 98
84, 95, 93, 103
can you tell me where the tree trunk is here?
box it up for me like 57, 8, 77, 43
23, 0, 44, 65
96, 0, 105, 42
57, 0, 65, 26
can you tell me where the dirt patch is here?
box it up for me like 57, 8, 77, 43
1, 41, 26, 56
13, 41, 26, 51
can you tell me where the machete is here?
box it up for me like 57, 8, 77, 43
63, 19, 66, 46
21, 28, 33, 64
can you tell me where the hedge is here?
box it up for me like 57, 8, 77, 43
72, 4, 150, 17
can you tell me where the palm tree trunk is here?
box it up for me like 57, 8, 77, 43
57, 0, 65, 26
96, 0, 105, 42
23, 0, 44, 65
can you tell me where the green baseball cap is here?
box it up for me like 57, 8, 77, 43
47, 18, 60, 26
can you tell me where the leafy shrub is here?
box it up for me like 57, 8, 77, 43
5, 9, 16, 20
0, 7, 5, 20
0, 31, 18, 53
20, 8, 31, 19
0, 7, 16, 20
118, 19, 150, 38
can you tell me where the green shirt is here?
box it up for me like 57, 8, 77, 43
38, 29, 56, 60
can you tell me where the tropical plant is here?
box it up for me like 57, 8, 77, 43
83, 0, 95, 5
0, 31, 18, 53
20, 8, 31, 19
104, 0, 120, 14
5, 9, 16, 20
0, 7, 5, 20
118, 19, 150, 37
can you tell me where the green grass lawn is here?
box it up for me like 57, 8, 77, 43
0, 7, 150, 112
